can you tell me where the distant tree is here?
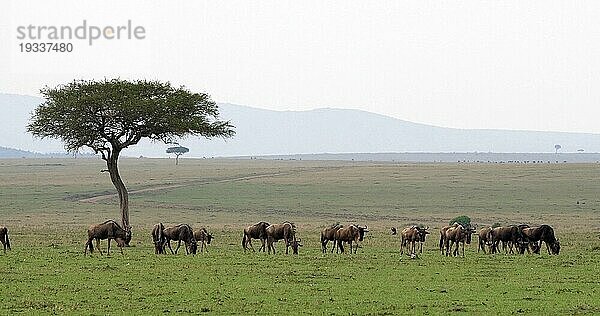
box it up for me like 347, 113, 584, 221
555, 144, 562, 154
166, 146, 189, 165
28, 79, 235, 239
449, 215, 471, 227
491, 222, 502, 228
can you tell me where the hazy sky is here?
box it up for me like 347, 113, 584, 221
2, 1, 600, 133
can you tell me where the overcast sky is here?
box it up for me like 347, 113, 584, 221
2, 1, 600, 133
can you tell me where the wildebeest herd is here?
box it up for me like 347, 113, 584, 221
0, 221, 561, 258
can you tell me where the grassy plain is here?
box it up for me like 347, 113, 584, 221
0, 158, 599, 314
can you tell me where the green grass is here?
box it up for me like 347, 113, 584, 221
0, 158, 599, 314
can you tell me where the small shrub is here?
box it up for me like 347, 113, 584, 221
449, 215, 471, 227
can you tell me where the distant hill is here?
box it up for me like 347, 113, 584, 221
0, 146, 44, 158
1, 93, 599, 157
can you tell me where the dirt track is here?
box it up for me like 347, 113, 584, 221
78, 171, 295, 203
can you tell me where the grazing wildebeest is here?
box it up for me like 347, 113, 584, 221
400, 226, 430, 257
478, 227, 492, 254
488, 226, 523, 254
320, 224, 343, 253
194, 227, 214, 253
444, 224, 474, 257
242, 221, 270, 253
0, 226, 11, 253
439, 223, 460, 255
334, 224, 368, 254
84, 220, 130, 256
151, 223, 166, 254
266, 222, 296, 255
163, 224, 197, 255
520, 224, 560, 255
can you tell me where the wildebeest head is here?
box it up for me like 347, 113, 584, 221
390, 227, 397, 235
124, 229, 132, 245
291, 238, 303, 255
206, 233, 214, 245
550, 239, 560, 255
417, 226, 430, 242
465, 226, 476, 244
357, 225, 369, 241
189, 239, 198, 255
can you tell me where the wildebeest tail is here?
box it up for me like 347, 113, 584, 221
242, 233, 247, 250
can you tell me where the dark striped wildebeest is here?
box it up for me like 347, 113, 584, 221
163, 224, 197, 255
334, 224, 368, 254
520, 224, 560, 255
266, 222, 296, 254
242, 221, 270, 252
194, 227, 214, 253
84, 220, 130, 256
151, 223, 166, 254
320, 224, 343, 253
400, 225, 430, 257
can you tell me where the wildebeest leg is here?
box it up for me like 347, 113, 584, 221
461, 241, 465, 257
95, 238, 103, 255
321, 239, 327, 253
175, 240, 182, 254
330, 240, 336, 253
107, 238, 111, 256
166, 240, 175, 254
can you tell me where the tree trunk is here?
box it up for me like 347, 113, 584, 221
106, 151, 131, 244
175, 153, 180, 165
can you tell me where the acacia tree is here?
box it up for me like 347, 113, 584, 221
28, 79, 235, 239
166, 146, 189, 165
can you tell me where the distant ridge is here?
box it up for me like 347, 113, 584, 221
0, 146, 44, 158
1, 94, 599, 158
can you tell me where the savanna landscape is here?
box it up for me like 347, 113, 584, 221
0, 158, 598, 314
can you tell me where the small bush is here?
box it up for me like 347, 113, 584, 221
491, 222, 502, 228
449, 216, 471, 227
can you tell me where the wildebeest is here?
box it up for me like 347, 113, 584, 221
334, 224, 368, 254
400, 226, 430, 257
151, 223, 166, 254
444, 224, 474, 257
0, 226, 11, 253
520, 224, 560, 255
320, 224, 343, 253
84, 220, 130, 256
194, 227, 214, 253
265, 222, 296, 254
242, 221, 270, 252
163, 224, 197, 255
439, 223, 460, 255
477, 227, 492, 254
488, 226, 523, 254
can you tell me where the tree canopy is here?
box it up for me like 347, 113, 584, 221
28, 79, 234, 158
166, 146, 190, 165
28, 79, 235, 234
